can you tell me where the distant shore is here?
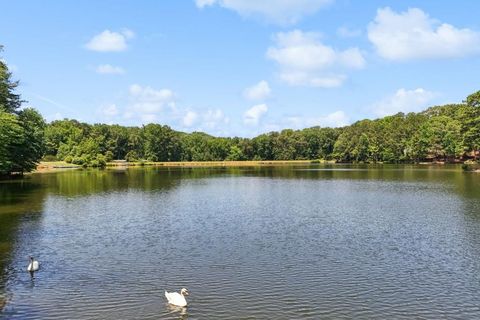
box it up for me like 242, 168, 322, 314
35, 160, 324, 172
33, 160, 480, 174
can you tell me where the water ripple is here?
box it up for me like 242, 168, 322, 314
1, 171, 480, 319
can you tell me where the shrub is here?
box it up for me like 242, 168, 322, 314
125, 150, 139, 162
72, 156, 86, 165
90, 159, 100, 167
64, 155, 73, 163
96, 154, 107, 168
42, 154, 57, 162
105, 150, 114, 162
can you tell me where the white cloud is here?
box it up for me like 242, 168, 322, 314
368, 7, 480, 60
279, 72, 346, 88
100, 104, 119, 117
45, 112, 63, 122
122, 84, 178, 124
307, 110, 349, 127
182, 111, 198, 127
202, 109, 230, 129
285, 110, 349, 129
123, 85, 231, 131
243, 80, 271, 101
196, 0, 216, 7
195, 0, 333, 25
266, 30, 365, 88
85, 29, 135, 52
372, 88, 435, 117
95, 64, 125, 75
244, 103, 268, 125
337, 26, 361, 38
128, 84, 175, 114
141, 114, 157, 123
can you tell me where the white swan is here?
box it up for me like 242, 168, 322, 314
27, 256, 39, 272
165, 288, 189, 307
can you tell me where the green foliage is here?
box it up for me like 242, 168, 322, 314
72, 156, 86, 165
90, 154, 106, 168
0, 111, 24, 174
105, 150, 114, 162
42, 154, 57, 162
226, 145, 245, 161
143, 124, 181, 161
96, 154, 107, 167
39, 92, 480, 167
0, 47, 46, 175
3, 43, 480, 170
0, 52, 46, 175
465, 90, 480, 108
125, 150, 139, 162
0, 46, 22, 113
0, 108, 45, 175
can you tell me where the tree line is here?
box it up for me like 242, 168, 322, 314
1, 46, 480, 175
1, 46, 46, 176
42, 94, 480, 167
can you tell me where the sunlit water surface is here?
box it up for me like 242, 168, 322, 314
1, 165, 480, 319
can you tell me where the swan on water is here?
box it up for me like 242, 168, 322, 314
165, 288, 189, 307
27, 256, 39, 272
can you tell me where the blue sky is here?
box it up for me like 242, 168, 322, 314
1, 0, 480, 137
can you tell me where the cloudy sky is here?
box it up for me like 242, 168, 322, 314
1, 0, 479, 136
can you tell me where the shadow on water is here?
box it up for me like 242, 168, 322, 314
1, 164, 480, 318
166, 304, 188, 320
17, 164, 480, 200
33, 168, 188, 197
0, 179, 47, 314
234, 164, 480, 199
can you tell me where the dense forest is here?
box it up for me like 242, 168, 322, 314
1, 46, 480, 175
41, 95, 480, 166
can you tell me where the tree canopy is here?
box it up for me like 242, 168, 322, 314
42, 98, 480, 166
0, 47, 45, 175
0, 45, 479, 175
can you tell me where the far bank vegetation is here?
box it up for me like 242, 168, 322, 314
1, 45, 480, 176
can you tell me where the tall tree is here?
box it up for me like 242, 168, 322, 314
0, 47, 46, 175
13, 108, 46, 173
0, 111, 24, 175
465, 90, 480, 108
0, 46, 22, 113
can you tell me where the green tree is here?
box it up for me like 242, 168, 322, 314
14, 108, 46, 173
465, 90, 480, 108
226, 145, 245, 161
0, 111, 23, 174
143, 124, 181, 161
0, 46, 22, 113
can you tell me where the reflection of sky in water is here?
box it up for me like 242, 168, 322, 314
1, 165, 480, 319
296, 168, 370, 171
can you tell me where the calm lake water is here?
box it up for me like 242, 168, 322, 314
1, 165, 480, 319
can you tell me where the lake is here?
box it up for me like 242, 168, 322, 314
1, 165, 480, 319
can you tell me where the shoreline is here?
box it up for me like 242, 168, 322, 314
34, 160, 322, 173
32, 160, 480, 174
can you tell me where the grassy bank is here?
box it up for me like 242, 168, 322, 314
36, 160, 478, 173
107, 159, 326, 167
35, 160, 333, 172
35, 161, 81, 172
